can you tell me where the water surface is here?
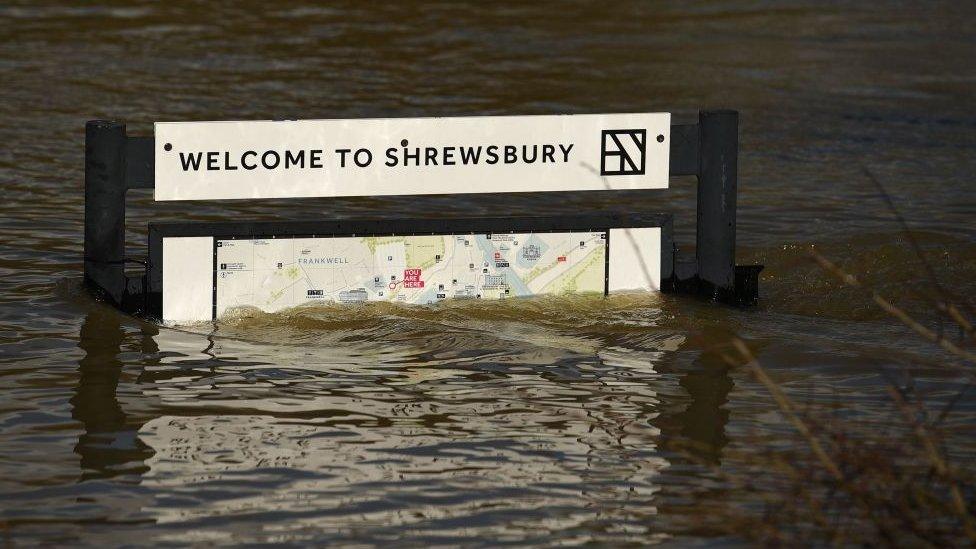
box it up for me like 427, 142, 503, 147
1, 1, 975, 544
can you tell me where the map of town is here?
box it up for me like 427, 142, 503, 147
215, 231, 607, 316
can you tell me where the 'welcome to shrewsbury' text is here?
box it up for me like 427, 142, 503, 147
175, 141, 576, 172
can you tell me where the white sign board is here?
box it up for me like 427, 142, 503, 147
154, 113, 670, 201
161, 228, 661, 324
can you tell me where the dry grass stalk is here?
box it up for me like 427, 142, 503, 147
810, 249, 976, 364
705, 172, 976, 545
724, 337, 976, 545
728, 340, 917, 545
887, 386, 976, 539
863, 167, 976, 337
730, 339, 843, 481
790, 247, 976, 544
939, 301, 975, 338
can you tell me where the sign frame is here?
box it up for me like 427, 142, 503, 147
147, 213, 675, 321
83, 110, 762, 319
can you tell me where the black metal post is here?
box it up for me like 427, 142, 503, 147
84, 121, 127, 306
696, 110, 738, 297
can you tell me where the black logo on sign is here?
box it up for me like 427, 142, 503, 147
600, 129, 646, 176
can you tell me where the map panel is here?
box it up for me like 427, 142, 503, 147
215, 231, 607, 317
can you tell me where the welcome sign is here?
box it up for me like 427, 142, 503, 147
84, 110, 757, 323
154, 113, 671, 201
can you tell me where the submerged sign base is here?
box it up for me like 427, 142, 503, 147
148, 214, 673, 324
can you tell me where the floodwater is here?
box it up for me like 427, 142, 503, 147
2, 1, 975, 545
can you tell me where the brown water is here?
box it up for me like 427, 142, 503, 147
2, 1, 976, 545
